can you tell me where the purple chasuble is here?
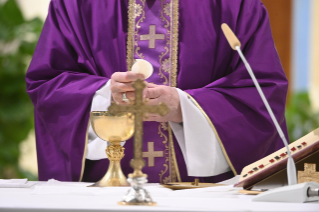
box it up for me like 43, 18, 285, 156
26, 0, 288, 183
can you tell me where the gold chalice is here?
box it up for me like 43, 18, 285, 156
90, 111, 134, 187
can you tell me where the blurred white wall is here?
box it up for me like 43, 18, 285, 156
292, 0, 319, 111
19, 131, 37, 176
17, 0, 50, 21
310, 0, 319, 111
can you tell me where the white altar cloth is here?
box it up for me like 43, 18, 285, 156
0, 181, 318, 212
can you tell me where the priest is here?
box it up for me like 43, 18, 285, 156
26, 0, 288, 183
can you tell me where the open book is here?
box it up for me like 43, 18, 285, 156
235, 128, 319, 190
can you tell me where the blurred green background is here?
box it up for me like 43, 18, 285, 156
0, 0, 318, 180
0, 0, 42, 180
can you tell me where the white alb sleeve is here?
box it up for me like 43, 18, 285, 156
86, 80, 111, 160
169, 88, 231, 177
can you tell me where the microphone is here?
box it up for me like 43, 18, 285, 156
221, 23, 297, 186
221, 23, 319, 203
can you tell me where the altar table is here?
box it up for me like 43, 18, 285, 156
0, 181, 318, 212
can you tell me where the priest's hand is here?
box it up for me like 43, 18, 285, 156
110, 72, 145, 104
144, 83, 183, 123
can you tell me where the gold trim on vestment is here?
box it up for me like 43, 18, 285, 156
185, 93, 238, 176
171, 0, 179, 87
134, 0, 146, 59
158, 123, 170, 183
79, 120, 90, 182
158, 0, 170, 85
167, 0, 181, 182
168, 125, 182, 182
126, 0, 136, 71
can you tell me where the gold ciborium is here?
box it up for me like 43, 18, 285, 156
90, 111, 134, 187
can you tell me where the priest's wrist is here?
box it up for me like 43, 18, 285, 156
169, 107, 183, 123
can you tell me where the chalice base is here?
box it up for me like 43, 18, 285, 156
89, 144, 129, 187
89, 161, 129, 187
118, 176, 156, 206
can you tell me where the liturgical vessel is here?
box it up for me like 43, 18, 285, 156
90, 112, 134, 187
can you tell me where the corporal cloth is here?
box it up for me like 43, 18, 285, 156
26, 0, 288, 183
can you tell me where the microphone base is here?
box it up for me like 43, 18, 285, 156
252, 182, 319, 203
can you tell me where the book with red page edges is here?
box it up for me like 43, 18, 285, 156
235, 128, 319, 190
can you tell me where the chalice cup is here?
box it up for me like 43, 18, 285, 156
90, 111, 134, 187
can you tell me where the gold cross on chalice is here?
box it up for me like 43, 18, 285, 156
108, 79, 169, 206
90, 76, 169, 205
89, 60, 155, 188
